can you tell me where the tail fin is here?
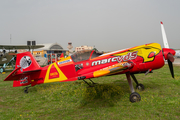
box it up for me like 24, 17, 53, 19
161, 21, 169, 48
15, 52, 41, 73
4, 52, 41, 87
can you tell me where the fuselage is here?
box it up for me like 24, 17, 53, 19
34, 43, 165, 85
6, 42, 175, 87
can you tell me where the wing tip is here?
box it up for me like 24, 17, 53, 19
160, 21, 163, 24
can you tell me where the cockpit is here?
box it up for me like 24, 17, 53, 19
71, 50, 102, 62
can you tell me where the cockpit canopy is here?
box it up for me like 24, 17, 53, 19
71, 50, 102, 62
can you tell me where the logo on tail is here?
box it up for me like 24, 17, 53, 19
20, 56, 32, 69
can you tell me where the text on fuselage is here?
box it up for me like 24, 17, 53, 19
91, 51, 138, 66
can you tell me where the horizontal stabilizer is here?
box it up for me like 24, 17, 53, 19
4, 67, 22, 81
4, 52, 42, 81
23, 69, 41, 73
4, 68, 41, 81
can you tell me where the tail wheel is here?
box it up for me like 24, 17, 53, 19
136, 84, 144, 91
130, 92, 141, 103
24, 89, 28, 93
23, 86, 30, 93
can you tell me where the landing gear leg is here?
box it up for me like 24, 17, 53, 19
126, 72, 141, 102
83, 80, 94, 87
23, 86, 31, 93
82, 79, 97, 87
89, 79, 97, 85
130, 74, 144, 91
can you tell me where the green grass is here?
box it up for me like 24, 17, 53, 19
0, 65, 180, 120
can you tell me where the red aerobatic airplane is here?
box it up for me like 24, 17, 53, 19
4, 22, 176, 102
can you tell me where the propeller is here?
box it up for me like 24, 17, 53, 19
162, 48, 175, 78
161, 21, 176, 78
167, 53, 174, 78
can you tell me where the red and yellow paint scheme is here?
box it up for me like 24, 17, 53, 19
4, 42, 175, 102
4, 22, 176, 102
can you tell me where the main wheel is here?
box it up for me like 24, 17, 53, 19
136, 83, 144, 91
130, 92, 141, 103
0, 67, 5, 73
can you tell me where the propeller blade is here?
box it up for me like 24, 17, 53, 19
167, 59, 174, 78
161, 21, 169, 48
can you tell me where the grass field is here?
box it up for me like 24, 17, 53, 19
0, 65, 180, 120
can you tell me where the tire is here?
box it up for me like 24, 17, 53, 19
130, 92, 141, 103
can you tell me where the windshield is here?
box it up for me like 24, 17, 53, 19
71, 50, 103, 62
71, 50, 93, 62
91, 51, 103, 59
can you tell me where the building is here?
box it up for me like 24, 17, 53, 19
32, 50, 46, 57
175, 49, 180, 58
41, 43, 67, 54
32, 43, 68, 65
75, 45, 94, 52
33, 43, 68, 57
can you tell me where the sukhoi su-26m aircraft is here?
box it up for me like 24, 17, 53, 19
4, 22, 176, 102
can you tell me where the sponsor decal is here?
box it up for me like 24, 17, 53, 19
20, 56, 32, 69
92, 51, 138, 66
99, 62, 133, 71
58, 59, 72, 65
20, 77, 28, 84
122, 62, 133, 68
49, 65, 59, 79
50, 72, 58, 76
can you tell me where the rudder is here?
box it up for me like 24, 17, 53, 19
15, 52, 41, 73
4, 52, 42, 87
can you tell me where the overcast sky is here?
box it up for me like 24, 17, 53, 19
0, 0, 180, 51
